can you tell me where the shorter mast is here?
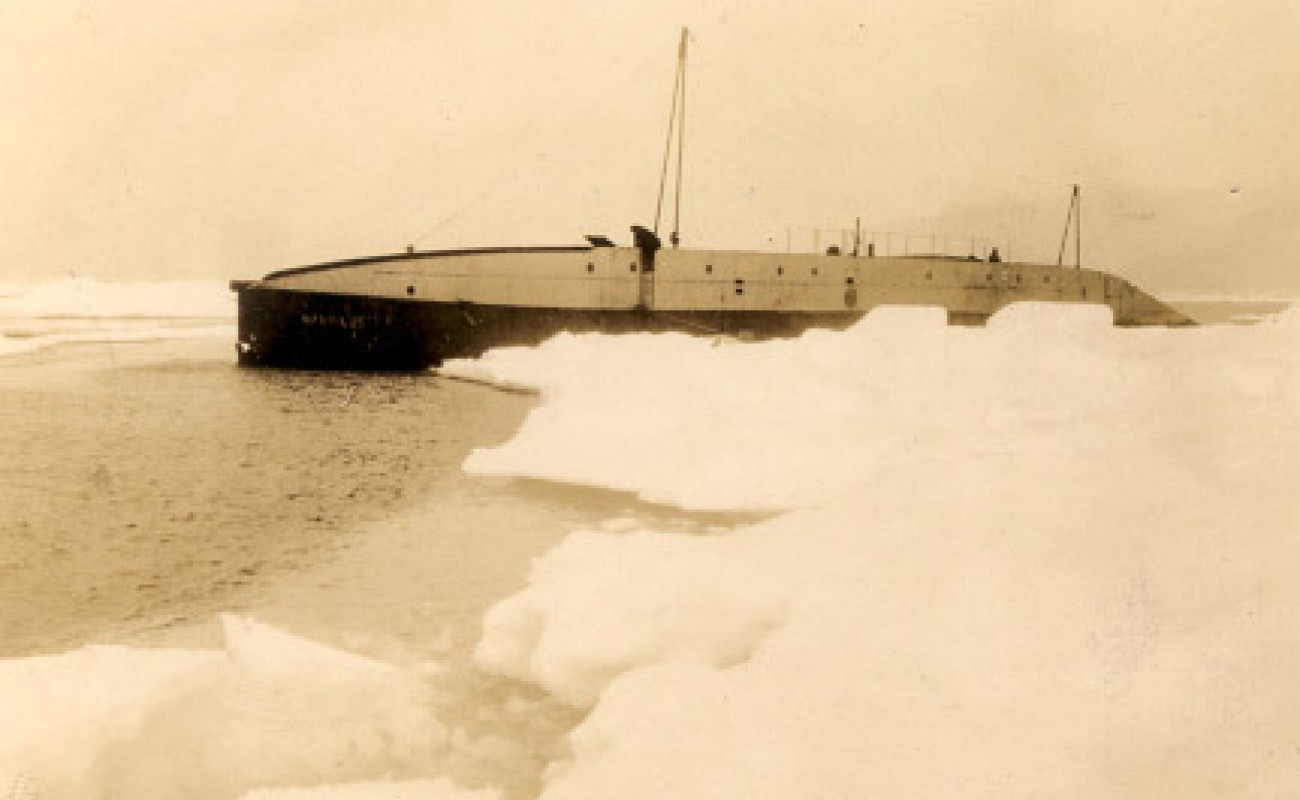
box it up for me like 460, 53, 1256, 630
1056, 184, 1082, 269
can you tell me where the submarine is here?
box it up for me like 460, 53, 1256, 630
231, 30, 1193, 371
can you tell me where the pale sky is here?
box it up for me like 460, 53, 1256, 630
1, 0, 1297, 294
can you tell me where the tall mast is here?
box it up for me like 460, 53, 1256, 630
654, 27, 689, 248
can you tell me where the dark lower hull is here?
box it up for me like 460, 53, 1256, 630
234, 286, 868, 370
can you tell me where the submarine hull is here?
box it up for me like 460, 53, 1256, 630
234, 284, 864, 370
232, 245, 1194, 371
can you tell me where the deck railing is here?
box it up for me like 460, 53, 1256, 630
780, 226, 1008, 261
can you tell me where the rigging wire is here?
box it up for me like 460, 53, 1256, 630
404, 42, 672, 250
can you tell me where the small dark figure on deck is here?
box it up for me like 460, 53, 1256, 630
989, 247, 1002, 263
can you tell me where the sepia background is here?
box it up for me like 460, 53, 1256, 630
2, 2, 1299, 799
1, 0, 1298, 294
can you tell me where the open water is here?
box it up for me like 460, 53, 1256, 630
0, 308, 755, 797
0, 333, 733, 658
